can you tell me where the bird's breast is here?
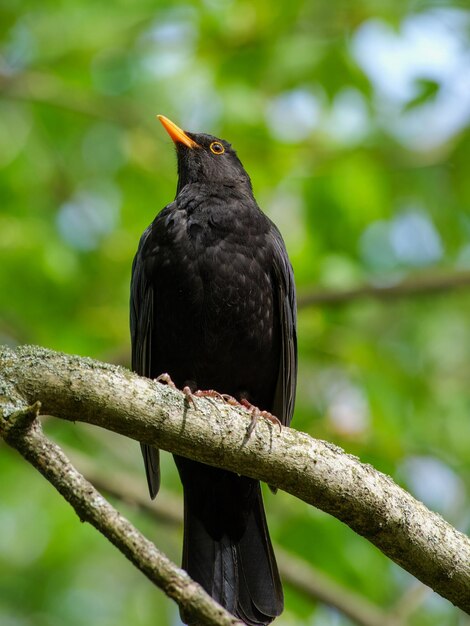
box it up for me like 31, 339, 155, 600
146, 198, 278, 395
156, 212, 273, 331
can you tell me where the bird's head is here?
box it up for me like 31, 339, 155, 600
158, 115, 252, 194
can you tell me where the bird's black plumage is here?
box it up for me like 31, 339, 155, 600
130, 117, 297, 625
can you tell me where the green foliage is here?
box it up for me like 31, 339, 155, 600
1, 1, 469, 624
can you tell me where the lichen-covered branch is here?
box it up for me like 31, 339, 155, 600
0, 345, 469, 614
74, 450, 399, 626
0, 402, 241, 626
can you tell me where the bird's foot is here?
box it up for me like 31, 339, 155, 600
218, 395, 282, 435
181, 387, 226, 410
155, 375, 229, 411
220, 393, 241, 406
155, 373, 177, 388
240, 399, 282, 436
182, 386, 198, 409
156, 373, 196, 410
193, 389, 225, 401
153, 380, 280, 435
156, 373, 197, 409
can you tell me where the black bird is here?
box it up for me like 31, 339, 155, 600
130, 115, 297, 625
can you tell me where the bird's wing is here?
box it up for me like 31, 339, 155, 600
270, 225, 297, 427
130, 225, 160, 499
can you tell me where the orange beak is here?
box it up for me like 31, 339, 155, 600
157, 115, 199, 149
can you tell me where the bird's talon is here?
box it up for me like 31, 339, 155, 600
193, 389, 224, 401
246, 410, 259, 438
261, 410, 283, 433
240, 399, 282, 432
155, 373, 176, 388
221, 394, 239, 406
182, 386, 198, 409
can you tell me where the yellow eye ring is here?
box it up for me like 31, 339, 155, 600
210, 141, 225, 155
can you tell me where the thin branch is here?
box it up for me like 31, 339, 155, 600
68, 449, 184, 526
0, 70, 141, 126
1, 403, 241, 626
276, 549, 401, 626
297, 270, 470, 308
0, 345, 469, 614
71, 449, 396, 626
388, 583, 430, 624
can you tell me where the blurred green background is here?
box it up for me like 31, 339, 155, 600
1, 1, 469, 625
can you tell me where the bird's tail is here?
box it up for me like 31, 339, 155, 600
180, 476, 283, 626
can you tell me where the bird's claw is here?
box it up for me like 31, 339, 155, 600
240, 398, 282, 436
217, 393, 276, 426
183, 388, 226, 410
220, 393, 240, 406
156, 374, 197, 409
182, 386, 198, 409
154, 379, 281, 434
155, 373, 177, 388
213, 394, 282, 433
193, 389, 225, 401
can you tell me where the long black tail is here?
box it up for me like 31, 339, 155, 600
175, 457, 283, 625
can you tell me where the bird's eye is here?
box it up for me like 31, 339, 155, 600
210, 141, 225, 155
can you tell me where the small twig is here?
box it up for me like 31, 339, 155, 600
276, 549, 403, 626
0, 70, 141, 126
298, 271, 470, 308
0, 407, 241, 626
389, 583, 430, 623
4, 400, 41, 435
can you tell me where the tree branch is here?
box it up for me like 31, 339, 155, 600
297, 270, 470, 308
0, 345, 469, 614
0, 70, 141, 126
68, 448, 184, 526
0, 402, 241, 626
275, 549, 403, 626
71, 449, 399, 626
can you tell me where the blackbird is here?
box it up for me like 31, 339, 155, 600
130, 115, 297, 625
